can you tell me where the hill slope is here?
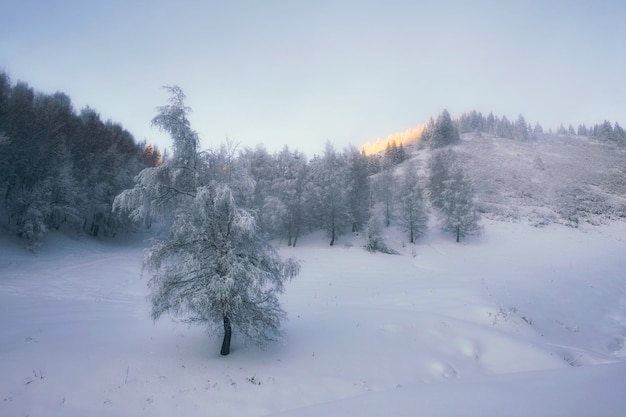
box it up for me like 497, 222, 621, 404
447, 133, 626, 226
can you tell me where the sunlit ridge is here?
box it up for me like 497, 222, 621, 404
361, 125, 425, 156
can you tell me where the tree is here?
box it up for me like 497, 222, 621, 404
439, 167, 481, 242
142, 142, 162, 167
427, 148, 457, 211
345, 146, 371, 234
365, 202, 388, 253
397, 161, 428, 243
241, 144, 278, 229
263, 146, 309, 246
430, 109, 460, 149
114, 86, 201, 228
371, 166, 395, 227
115, 86, 300, 355
496, 115, 514, 139
146, 182, 300, 356
428, 149, 480, 242
312, 142, 350, 245
514, 114, 529, 141
384, 140, 408, 166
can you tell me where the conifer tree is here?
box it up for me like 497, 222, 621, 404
439, 167, 481, 242
397, 161, 428, 243
427, 149, 480, 242
430, 109, 460, 149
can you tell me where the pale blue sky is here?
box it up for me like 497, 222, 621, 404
1, 0, 625, 156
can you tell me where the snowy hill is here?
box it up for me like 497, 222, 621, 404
447, 132, 626, 227
1, 217, 625, 416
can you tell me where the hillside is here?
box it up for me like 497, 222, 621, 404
408, 132, 626, 228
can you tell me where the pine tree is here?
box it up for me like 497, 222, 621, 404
397, 161, 428, 243
427, 149, 480, 242
346, 146, 371, 234
430, 109, 460, 149
439, 167, 481, 242
496, 116, 514, 139
514, 115, 529, 140
427, 148, 457, 211
371, 166, 395, 227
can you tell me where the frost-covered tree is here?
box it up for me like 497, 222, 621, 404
430, 109, 460, 149
514, 115, 529, 141
113, 86, 201, 228
457, 110, 486, 134
345, 146, 371, 234
365, 202, 388, 253
427, 148, 457, 211
114, 86, 299, 355
371, 160, 395, 228
239, 144, 276, 226
263, 146, 309, 246
146, 183, 300, 355
494, 115, 513, 138
384, 140, 408, 166
428, 149, 480, 242
311, 142, 350, 245
397, 161, 428, 243
439, 168, 481, 242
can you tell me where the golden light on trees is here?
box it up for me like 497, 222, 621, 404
360, 125, 425, 155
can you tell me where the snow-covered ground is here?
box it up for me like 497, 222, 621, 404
1, 219, 625, 416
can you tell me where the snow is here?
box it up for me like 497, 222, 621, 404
1, 220, 626, 416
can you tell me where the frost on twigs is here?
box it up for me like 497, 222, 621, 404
146, 182, 300, 353
114, 86, 299, 355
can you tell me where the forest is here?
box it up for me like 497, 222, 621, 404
0, 72, 160, 249
1, 72, 624, 250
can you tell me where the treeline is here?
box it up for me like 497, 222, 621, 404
0, 72, 160, 249
116, 98, 480, 249
453, 109, 626, 145
14, 71, 623, 250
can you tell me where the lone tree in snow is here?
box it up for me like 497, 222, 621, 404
114, 86, 299, 355
146, 182, 300, 355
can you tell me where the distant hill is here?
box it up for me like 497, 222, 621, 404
406, 132, 626, 227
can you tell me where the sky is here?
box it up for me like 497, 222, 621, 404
1, 0, 625, 157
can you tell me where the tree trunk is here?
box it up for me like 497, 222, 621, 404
330, 225, 335, 246
456, 225, 460, 243
293, 226, 299, 247
410, 227, 414, 244
220, 315, 232, 356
